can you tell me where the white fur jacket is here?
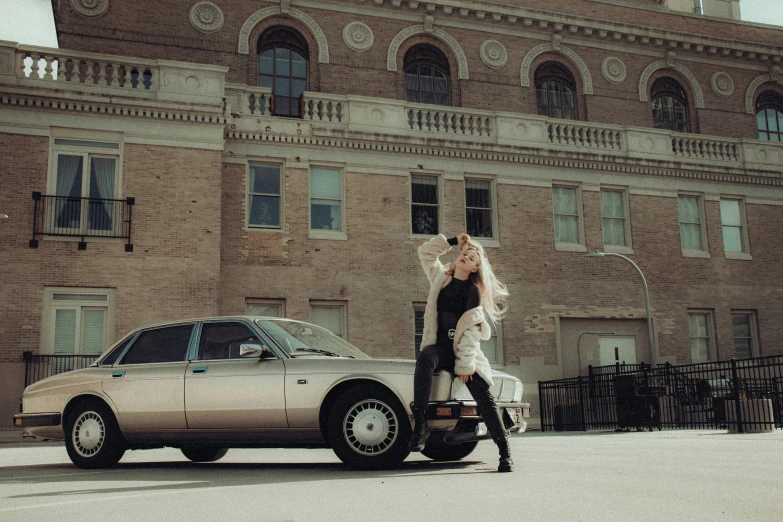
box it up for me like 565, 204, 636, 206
418, 234, 494, 387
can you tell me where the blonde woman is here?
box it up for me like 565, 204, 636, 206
410, 233, 513, 472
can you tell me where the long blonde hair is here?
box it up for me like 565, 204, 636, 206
445, 236, 509, 325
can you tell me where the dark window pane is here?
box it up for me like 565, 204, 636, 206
291, 52, 307, 78
467, 208, 493, 238
275, 77, 290, 96
250, 164, 280, 194
198, 322, 261, 360
259, 74, 273, 89
276, 98, 290, 116
292, 79, 306, 98
411, 176, 438, 204
412, 205, 438, 235
120, 325, 193, 365
259, 50, 274, 74
275, 48, 291, 76
249, 195, 281, 227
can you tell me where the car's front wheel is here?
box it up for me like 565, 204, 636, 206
327, 384, 411, 470
421, 432, 478, 462
180, 446, 229, 463
64, 399, 126, 469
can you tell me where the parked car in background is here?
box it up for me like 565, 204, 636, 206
14, 317, 529, 470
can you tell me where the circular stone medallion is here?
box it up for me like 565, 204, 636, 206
343, 22, 374, 52
71, 0, 109, 17
480, 40, 508, 69
602, 57, 627, 84
190, 2, 224, 33
711, 72, 734, 97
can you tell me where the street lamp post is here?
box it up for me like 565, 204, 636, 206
585, 251, 656, 369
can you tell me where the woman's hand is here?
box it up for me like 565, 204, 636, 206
459, 374, 473, 383
458, 233, 470, 246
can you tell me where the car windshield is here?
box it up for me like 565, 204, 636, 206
256, 319, 370, 359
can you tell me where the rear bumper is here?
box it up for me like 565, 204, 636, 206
426, 401, 530, 420
12, 413, 62, 428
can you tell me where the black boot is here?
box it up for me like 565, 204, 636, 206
409, 405, 430, 452
495, 433, 514, 473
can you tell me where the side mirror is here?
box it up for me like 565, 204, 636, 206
239, 343, 273, 359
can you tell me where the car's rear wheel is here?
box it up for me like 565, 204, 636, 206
327, 384, 411, 470
64, 399, 126, 469
180, 446, 229, 463
421, 432, 478, 462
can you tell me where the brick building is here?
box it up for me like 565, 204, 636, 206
1, 0, 782, 427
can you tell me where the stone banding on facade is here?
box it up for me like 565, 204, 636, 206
710, 71, 734, 97
601, 56, 627, 84
638, 60, 705, 109
343, 22, 374, 52
238, 6, 330, 63
190, 2, 224, 33
520, 42, 594, 94
480, 40, 508, 68
387, 25, 469, 80
71, 0, 109, 17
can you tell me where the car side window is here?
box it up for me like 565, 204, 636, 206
100, 335, 134, 366
118, 324, 194, 365
198, 322, 266, 360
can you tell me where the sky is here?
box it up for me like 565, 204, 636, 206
0, 0, 781, 48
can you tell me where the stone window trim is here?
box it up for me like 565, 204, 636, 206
246, 298, 286, 318
41, 287, 116, 357
308, 165, 347, 241
600, 187, 634, 255
310, 300, 348, 340
719, 196, 752, 260
677, 192, 710, 258
688, 309, 717, 363
552, 182, 586, 252
409, 172, 444, 238
464, 175, 498, 244
246, 160, 285, 232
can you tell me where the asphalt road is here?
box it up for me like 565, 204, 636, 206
0, 430, 781, 521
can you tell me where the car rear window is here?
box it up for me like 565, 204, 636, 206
119, 324, 194, 365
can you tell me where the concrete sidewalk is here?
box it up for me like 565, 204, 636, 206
0, 428, 61, 446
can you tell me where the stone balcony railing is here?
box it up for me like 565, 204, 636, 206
0, 41, 227, 108
223, 87, 783, 173
3, 41, 781, 174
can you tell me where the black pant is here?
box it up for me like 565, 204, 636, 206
414, 343, 506, 442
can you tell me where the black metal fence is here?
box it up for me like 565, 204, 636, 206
30, 192, 134, 251
539, 355, 783, 433
22, 351, 100, 388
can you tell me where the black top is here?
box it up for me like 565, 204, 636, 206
436, 237, 480, 345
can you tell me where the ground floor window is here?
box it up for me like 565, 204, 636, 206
310, 301, 347, 339
246, 299, 285, 318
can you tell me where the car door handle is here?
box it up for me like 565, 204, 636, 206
111, 371, 125, 378
192, 366, 208, 375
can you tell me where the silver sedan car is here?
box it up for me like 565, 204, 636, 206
13, 317, 529, 470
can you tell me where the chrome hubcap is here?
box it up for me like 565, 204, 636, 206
343, 399, 397, 456
73, 411, 105, 457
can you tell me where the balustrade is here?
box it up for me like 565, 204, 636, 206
407, 107, 492, 137
547, 122, 624, 150
672, 136, 740, 161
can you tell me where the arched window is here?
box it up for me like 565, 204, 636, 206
756, 91, 783, 142
404, 44, 451, 106
651, 77, 690, 133
535, 61, 577, 120
258, 26, 308, 117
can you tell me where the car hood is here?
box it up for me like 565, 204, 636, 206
24, 367, 103, 394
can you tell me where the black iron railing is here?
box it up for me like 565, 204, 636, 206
30, 192, 134, 251
22, 351, 100, 388
539, 356, 783, 433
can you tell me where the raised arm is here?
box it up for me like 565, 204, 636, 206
417, 235, 458, 284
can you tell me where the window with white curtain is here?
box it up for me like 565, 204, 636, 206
601, 189, 631, 249
246, 299, 285, 318
465, 178, 495, 239
49, 138, 120, 236
248, 163, 283, 229
310, 301, 347, 339
720, 198, 750, 256
43, 288, 115, 369
552, 185, 583, 247
310, 167, 343, 234
678, 195, 707, 254
688, 310, 715, 363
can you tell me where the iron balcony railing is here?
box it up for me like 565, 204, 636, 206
30, 192, 134, 251
22, 351, 100, 388
539, 356, 783, 433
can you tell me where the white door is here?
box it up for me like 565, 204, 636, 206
598, 337, 637, 366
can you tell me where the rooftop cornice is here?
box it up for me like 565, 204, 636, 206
300, 0, 783, 65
